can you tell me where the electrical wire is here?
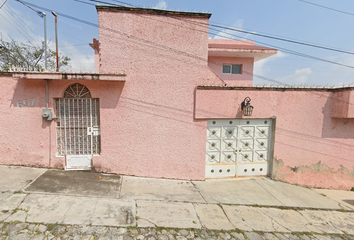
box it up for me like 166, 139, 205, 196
0, 0, 8, 9
84, 0, 354, 56
103, 0, 354, 70
66, 0, 354, 87
9, 0, 354, 112
13, 0, 354, 86
73, 0, 354, 71
0, 11, 35, 44
206, 25, 354, 70
294, 0, 354, 17
3, 5, 43, 44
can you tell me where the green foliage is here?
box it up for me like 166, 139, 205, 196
0, 39, 71, 72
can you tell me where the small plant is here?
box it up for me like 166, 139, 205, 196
232, 228, 245, 234
47, 223, 58, 232
350, 187, 354, 191
12, 208, 20, 214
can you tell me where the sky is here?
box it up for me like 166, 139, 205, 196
1, 0, 354, 86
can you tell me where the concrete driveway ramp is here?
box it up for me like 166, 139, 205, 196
23, 169, 122, 197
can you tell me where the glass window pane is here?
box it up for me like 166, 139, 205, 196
231, 64, 241, 74
223, 64, 231, 74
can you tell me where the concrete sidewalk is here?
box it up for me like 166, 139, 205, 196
1, 165, 354, 239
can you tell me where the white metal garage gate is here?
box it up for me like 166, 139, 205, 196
206, 119, 274, 178
55, 83, 101, 170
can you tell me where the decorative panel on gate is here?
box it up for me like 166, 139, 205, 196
206, 119, 273, 178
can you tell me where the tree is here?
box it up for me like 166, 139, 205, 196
0, 38, 71, 72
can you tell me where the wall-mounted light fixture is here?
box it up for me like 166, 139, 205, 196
241, 97, 254, 116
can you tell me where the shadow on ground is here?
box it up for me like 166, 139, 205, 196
23, 170, 122, 197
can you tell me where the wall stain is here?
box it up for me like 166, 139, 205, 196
272, 157, 354, 190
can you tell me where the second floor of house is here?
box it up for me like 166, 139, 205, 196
90, 6, 277, 86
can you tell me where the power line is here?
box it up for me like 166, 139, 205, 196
3, 5, 42, 44
0, 11, 35, 44
294, 0, 354, 17
76, 0, 354, 72
10, 0, 354, 112
207, 22, 354, 55
8, 11, 89, 43
84, 0, 354, 56
9, 0, 354, 111
67, 0, 354, 86
0, 0, 8, 9
17, 0, 354, 74
206, 26, 354, 70
14, 0, 354, 86
75, 0, 354, 70
14, 0, 43, 15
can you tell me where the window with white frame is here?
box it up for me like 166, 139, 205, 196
222, 64, 242, 74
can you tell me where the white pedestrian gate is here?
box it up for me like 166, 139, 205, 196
205, 119, 274, 178
55, 83, 101, 170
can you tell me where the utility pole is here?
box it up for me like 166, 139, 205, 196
52, 11, 59, 72
37, 12, 47, 70
43, 13, 47, 70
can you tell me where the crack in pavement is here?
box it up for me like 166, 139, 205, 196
139, 218, 157, 227
219, 205, 236, 229
3, 193, 29, 222
262, 210, 293, 233
261, 210, 280, 232
191, 203, 206, 229
296, 210, 326, 234
297, 210, 340, 234
190, 181, 208, 204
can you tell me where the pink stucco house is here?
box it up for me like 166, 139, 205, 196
1, 6, 353, 190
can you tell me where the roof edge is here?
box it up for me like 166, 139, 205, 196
96, 5, 212, 18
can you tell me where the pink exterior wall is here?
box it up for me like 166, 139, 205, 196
92, 8, 216, 180
196, 88, 354, 190
0, 75, 50, 167
0, 76, 124, 170
208, 57, 254, 85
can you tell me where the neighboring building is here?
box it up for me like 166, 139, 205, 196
0, 6, 353, 190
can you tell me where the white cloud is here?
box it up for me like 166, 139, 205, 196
155, 0, 167, 10
214, 20, 245, 39
59, 41, 95, 72
280, 67, 313, 84
306, 54, 354, 85
254, 51, 286, 77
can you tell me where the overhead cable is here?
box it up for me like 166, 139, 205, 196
295, 0, 354, 17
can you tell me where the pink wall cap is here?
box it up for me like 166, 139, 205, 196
11, 72, 126, 81
96, 5, 212, 18
208, 39, 277, 61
